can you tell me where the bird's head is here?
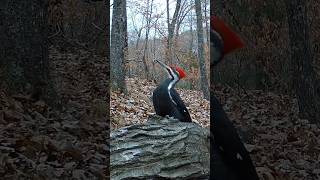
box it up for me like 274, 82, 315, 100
155, 59, 186, 80
211, 16, 245, 66
170, 65, 186, 79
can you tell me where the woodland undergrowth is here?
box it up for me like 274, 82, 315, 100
111, 78, 320, 180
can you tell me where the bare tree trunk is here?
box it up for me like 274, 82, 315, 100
195, 0, 210, 100
135, 28, 143, 50
0, 0, 57, 106
132, 16, 144, 78
174, 0, 187, 39
141, 0, 154, 80
204, 0, 209, 45
151, 20, 158, 82
175, 1, 193, 48
166, 0, 181, 64
110, 0, 127, 94
285, 0, 320, 124
189, 11, 194, 52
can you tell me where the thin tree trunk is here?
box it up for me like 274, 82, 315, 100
135, 28, 143, 50
110, 0, 127, 94
175, 1, 193, 48
285, 0, 320, 124
204, 0, 209, 45
166, 0, 181, 64
152, 20, 158, 82
141, 0, 154, 80
195, 0, 210, 100
133, 17, 144, 78
189, 11, 194, 52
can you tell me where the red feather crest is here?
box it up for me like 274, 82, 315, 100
211, 16, 245, 55
172, 66, 186, 79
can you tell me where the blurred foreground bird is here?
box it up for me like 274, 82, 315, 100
211, 16, 260, 180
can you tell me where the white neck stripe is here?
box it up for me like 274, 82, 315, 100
167, 72, 179, 105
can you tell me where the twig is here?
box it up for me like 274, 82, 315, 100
91, 22, 104, 31
48, 29, 61, 38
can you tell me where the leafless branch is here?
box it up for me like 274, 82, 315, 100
92, 22, 103, 31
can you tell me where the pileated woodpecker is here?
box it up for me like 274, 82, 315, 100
152, 60, 192, 122
211, 17, 260, 180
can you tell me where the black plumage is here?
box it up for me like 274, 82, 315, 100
152, 78, 192, 122
211, 95, 259, 180
210, 16, 260, 180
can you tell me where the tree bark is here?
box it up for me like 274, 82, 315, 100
141, 0, 154, 80
110, 115, 210, 179
110, 0, 127, 94
188, 11, 194, 53
204, 0, 210, 45
166, 0, 181, 65
0, 0, 57, 106
285, 0, 320, 124
195, 0, 210, 100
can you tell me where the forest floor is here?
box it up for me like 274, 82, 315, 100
110, 77, 210, 129
0, 45, 108, 179
1, 43, 319, 179
111, 78, 320, 180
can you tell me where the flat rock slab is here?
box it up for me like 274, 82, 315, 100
111, 115, 210, 179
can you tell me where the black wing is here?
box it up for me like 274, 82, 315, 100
211, 142, 238, 180
211, 95, 259, 180
171, 88, 192, 122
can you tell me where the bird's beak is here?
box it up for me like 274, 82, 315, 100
155, 59, 171, 71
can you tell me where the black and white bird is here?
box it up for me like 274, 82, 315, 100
211, 16, 260, 180
152, 59, 192, 122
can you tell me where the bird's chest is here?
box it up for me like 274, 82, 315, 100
154, 87, 175, 104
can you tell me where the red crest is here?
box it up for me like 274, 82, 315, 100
171, 66, 186, 79
211, 16, 245, 55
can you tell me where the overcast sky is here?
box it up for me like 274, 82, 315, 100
110, 0, 209, 41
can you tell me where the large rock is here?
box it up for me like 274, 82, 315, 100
110, 115, 210, 179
